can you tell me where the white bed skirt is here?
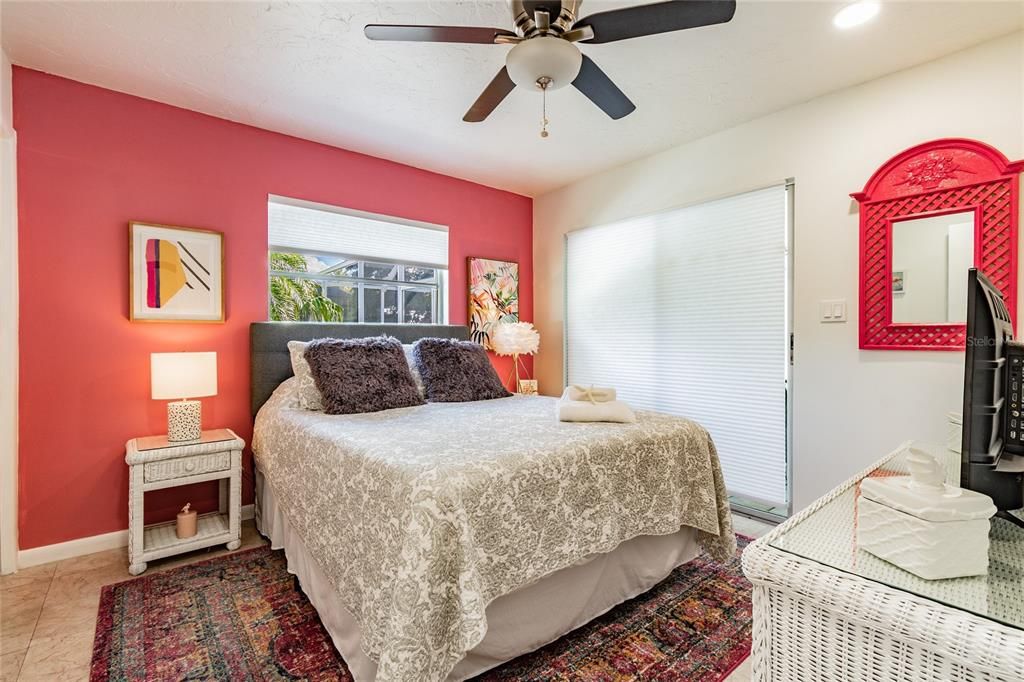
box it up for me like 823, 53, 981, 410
256, 469, 700, 681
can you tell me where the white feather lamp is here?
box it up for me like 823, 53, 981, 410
491, 322, 540, 393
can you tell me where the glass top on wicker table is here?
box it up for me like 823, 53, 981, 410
769, 441, 1024, 631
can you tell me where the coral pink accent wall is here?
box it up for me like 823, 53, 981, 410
14, 68, 533, 550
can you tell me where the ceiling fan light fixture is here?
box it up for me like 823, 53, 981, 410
367, 0, 737, 123
505, 36, 582, 91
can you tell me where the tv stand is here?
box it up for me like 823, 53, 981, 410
995, 509, 1024, 529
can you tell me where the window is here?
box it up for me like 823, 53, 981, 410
565, 184, 792, 514
267, 197, 448, 323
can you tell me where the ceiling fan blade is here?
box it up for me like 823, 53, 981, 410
572, 55, 636, 120
364, 24, 517, 44
463, 67, 517, 122
574, 0, 736, 44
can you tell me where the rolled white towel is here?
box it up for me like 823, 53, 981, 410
567, 384, 617, 403
556, 394, 636, 424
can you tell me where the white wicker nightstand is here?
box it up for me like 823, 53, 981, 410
125, 429, 245, 575
742, 442, 1024, 681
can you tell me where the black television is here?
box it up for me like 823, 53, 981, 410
961, 267, 1024, 528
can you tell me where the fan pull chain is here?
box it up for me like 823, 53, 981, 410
538, 76, 552, 138
541, 87, 549, 138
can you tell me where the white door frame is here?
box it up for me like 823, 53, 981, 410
1, 52, 19, 575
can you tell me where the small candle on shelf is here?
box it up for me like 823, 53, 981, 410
176, 503, 197, 539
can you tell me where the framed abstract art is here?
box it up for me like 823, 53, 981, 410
468, 257, 518, 349
129, 222, 225, 322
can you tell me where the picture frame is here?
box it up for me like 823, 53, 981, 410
892, 270, 905, 294
468, 257, 519, 349
129, 222, 225, 322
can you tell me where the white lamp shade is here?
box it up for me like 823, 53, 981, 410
151, 352, 218, 400
492, 322, 540, 356
505, 37, 582, 90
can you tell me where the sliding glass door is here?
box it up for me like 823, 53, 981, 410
565, 184, 792, 515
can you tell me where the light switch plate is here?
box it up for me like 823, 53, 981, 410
820, 299, 847, 323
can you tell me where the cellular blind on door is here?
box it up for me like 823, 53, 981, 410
565, 185, 789, 508
268, 196, 448, 268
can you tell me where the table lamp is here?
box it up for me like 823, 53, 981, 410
492, 322, 540, 393
151, 352, 217, 441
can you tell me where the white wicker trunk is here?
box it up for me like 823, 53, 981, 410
742, 442, 1024, 682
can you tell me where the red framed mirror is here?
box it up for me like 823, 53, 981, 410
852, 138, 1023, 350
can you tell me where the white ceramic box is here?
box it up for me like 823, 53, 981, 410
856, 496, 991, 580
855, 448, 997, 580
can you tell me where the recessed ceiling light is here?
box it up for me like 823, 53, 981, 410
833, 1, 881, 30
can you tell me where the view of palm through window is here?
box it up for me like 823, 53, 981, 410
267, 197, 448, 324
269, 251, 441, 323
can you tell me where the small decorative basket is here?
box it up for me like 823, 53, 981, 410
518, 379, 538, 395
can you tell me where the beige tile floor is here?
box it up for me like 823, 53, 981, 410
1, 514, 774, 682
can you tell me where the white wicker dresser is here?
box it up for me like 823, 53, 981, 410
125, 429, 244, 575
742, 442, 1024, 681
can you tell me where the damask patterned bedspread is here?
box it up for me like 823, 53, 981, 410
253, 380, 735, 682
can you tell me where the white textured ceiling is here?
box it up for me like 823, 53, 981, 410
2, 1, 1022, 196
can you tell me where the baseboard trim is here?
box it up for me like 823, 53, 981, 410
17, 504, 255, 569
18, 528, 128, 569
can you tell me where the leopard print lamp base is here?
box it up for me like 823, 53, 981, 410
167, 400, 202, 441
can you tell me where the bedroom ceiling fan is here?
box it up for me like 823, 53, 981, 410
365, 1, 737, 134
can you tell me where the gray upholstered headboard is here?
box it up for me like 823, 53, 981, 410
250, 322, 471, 416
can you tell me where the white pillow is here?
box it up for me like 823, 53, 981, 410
403, 344, 425, 397
287, 340, 324, 411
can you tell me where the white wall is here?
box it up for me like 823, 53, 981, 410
533, 33, 1024, 512
946, 222, 974, 322
1, 49, 19, 574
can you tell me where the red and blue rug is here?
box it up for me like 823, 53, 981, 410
91, 536, 752, 681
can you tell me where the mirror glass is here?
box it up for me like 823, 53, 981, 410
891, 211, 975, 324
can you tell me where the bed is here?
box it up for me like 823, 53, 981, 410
250, 322, 735, 682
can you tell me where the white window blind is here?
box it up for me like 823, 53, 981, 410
566, 185, 789, 508
268, 197, 448, 268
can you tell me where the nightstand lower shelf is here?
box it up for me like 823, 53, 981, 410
145, 511, 232, 553
130, 512, 241, 575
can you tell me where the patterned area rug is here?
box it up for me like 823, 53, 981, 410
91, 536, 751, 681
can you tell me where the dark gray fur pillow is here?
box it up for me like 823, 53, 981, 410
303, 336, 425, 415
413, 338, 512, 402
